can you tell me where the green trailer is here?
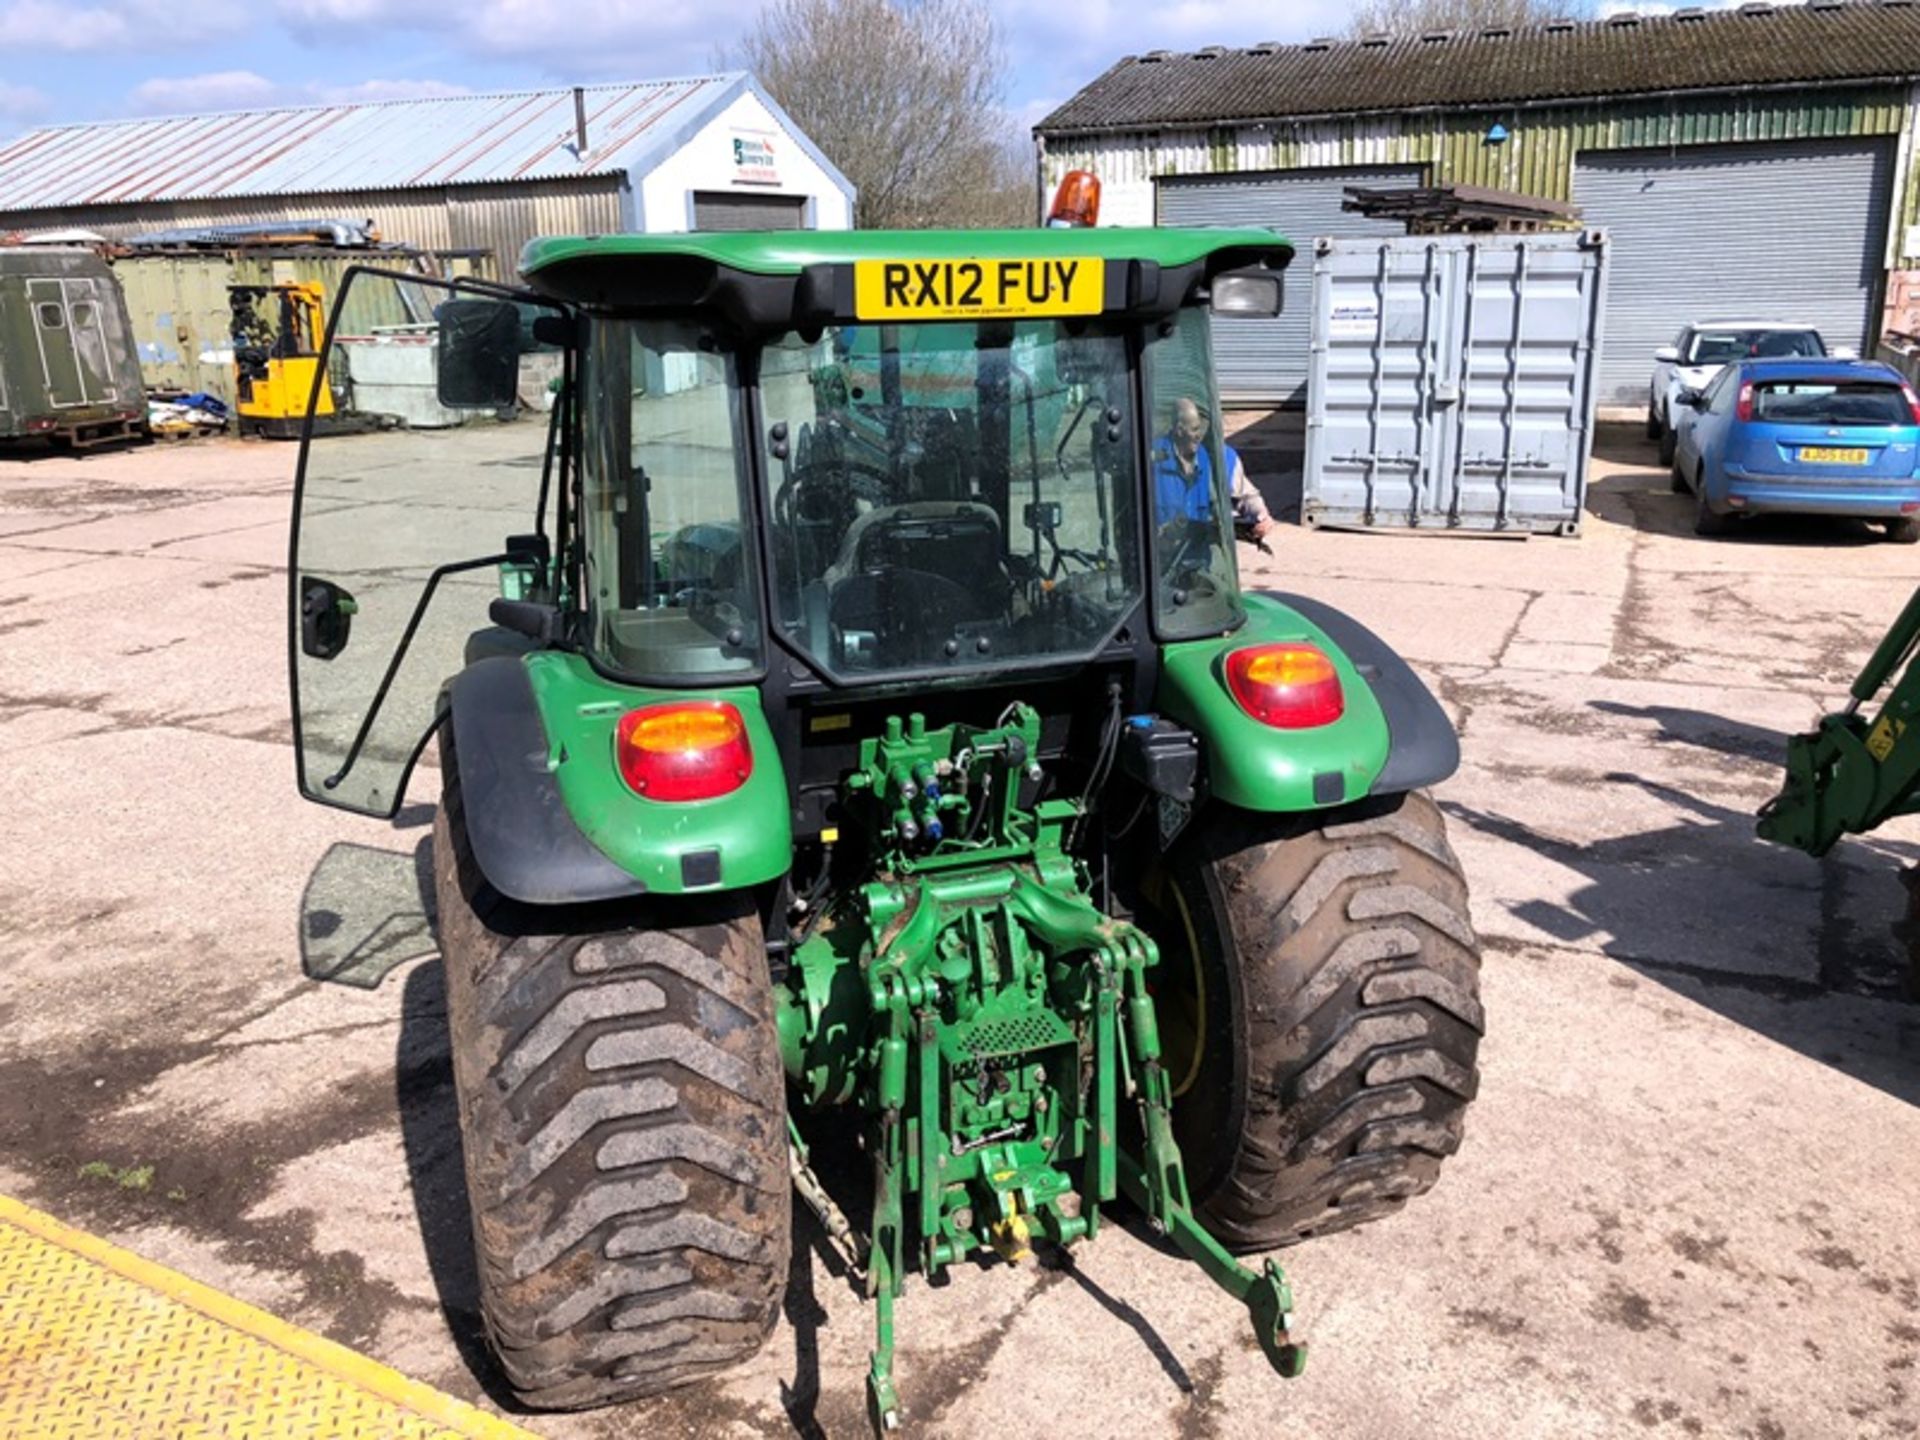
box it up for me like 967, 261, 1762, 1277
0, 248, 146, 448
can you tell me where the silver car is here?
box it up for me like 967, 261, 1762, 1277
1648, 322, 1847, 464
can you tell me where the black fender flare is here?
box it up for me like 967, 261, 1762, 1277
446, 657, 647, 906
1257, 590, 1460, 794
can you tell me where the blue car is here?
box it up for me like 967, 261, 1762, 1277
1669, 358, 1920, 542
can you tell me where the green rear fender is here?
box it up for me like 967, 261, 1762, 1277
522, 650, 792, 896
1157, 592, 1455, 812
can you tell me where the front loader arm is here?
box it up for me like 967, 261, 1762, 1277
1759, 586, 1920, 856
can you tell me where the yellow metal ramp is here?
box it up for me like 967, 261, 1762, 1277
0, 1192, 536, 1440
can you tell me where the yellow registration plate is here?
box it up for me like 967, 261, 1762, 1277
853, 257, 1104, 321
1798, 446, 1869, 464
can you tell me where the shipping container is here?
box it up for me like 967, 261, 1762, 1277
1302, 232, 1608, 535
111, 248, 441, 406
0, 247, 146, 446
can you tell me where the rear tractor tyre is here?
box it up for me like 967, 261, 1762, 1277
433, 745, 789, 1410
1153, 789, 1483, 1251
1884, 516, 1920, 545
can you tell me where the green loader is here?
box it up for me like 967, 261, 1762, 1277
287, 227, 1483, 1428
1760, 585, 1920, 991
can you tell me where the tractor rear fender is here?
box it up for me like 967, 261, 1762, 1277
1155, 591, 1458, 812
446, 651, 792, 905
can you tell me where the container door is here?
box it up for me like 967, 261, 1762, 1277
1447, 238, 1599, 532
26, 278, 85, 407
63, 277, 121, 406
289, 267, 568, 817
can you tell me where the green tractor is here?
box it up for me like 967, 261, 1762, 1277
288, 228, 1482, 1428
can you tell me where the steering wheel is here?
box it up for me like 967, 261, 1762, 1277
774, 457, 892, 532
829, 568, 981, 665
1157, 518, 1218, 580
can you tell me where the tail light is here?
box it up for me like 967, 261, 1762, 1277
616, 701, 752, 802
1225, 643, 1345, 729
1047, 170, 1101, 229
1735, 381, 1755, 422
1903, 384, 1920, 426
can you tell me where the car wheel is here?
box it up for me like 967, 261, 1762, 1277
1693, 472, 1732, 537
1885, 516, 1920, 545
1645, 406, 1662, 441
1669, 448, 1689, 493
1658, 425, 1677, 467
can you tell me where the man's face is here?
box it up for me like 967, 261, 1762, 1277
1173, 405, 1208, 460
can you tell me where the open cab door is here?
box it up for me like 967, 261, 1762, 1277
288, 267, 571, 816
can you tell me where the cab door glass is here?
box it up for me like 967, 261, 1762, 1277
1143, 307, 1244, 639
290, 268, 567, 816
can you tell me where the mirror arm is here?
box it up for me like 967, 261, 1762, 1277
318, 550, 521, 794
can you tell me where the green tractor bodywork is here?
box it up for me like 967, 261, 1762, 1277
287, 227, 1469, 1428
1760, 586, 1920, 857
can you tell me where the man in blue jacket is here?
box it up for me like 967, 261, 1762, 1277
1152, 397, 1275, 539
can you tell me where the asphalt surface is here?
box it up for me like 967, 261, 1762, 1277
2, 423, 1918, 1439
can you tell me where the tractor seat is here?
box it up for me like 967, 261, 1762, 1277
823, 501, 1010, 616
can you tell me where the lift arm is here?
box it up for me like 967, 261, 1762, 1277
1759, 586, 1920, 856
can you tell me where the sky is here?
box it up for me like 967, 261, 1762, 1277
0, 0, 1363, 142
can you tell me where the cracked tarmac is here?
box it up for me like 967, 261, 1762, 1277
2, 424, 1918, 1437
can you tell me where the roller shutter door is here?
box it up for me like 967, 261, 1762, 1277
1157, 166, 1420, 404
691, 192, 808, 231
1574, 139, 1895, 405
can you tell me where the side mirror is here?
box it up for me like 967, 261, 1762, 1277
300, 577, 356, 660
436, 298, 521, 409
1210, 270, 1283, 320
1654, 345, 1680, 364
1679, 388, 1706, 410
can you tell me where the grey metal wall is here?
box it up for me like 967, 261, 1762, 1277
1573, 138, 1896, 405
1303, 233, 1608, 535
1156, 165, 1420, 405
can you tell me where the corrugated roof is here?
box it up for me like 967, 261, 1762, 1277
1038, 1, 1920, 134
0, 75, 742, 213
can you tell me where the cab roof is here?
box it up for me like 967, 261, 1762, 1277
521, 226, 1293, 279
517, 226, 1295, 334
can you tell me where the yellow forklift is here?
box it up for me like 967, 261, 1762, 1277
229, 281, 335, 438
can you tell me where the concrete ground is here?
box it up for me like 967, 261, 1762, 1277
1, 423, 1917, 1439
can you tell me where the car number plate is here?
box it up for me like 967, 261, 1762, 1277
853, 257, 1104, 321
1797, 446, 1869, 464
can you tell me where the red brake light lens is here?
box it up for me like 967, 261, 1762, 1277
1735, 381, 1754, 422
1225, 643, 1345, 729
616, 701, 752, 802
1903, 384, 1920, 427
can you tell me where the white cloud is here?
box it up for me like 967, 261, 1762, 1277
0, 81, 50, 121
0, 1, 131, 50
125, 69, 472, 116
0, 0, 245, 51
309, 77, 470, 103
274, 0, 766, 77
130, 70, 283, 114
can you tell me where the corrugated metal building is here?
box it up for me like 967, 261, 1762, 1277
0, 73, 856, 278
1037, 2, 1920, 405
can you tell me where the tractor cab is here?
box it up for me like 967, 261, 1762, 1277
285, 229, 1479, 1433
290, 230, 1286, 818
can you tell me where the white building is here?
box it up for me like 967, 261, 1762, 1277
0, 74, 856, 278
